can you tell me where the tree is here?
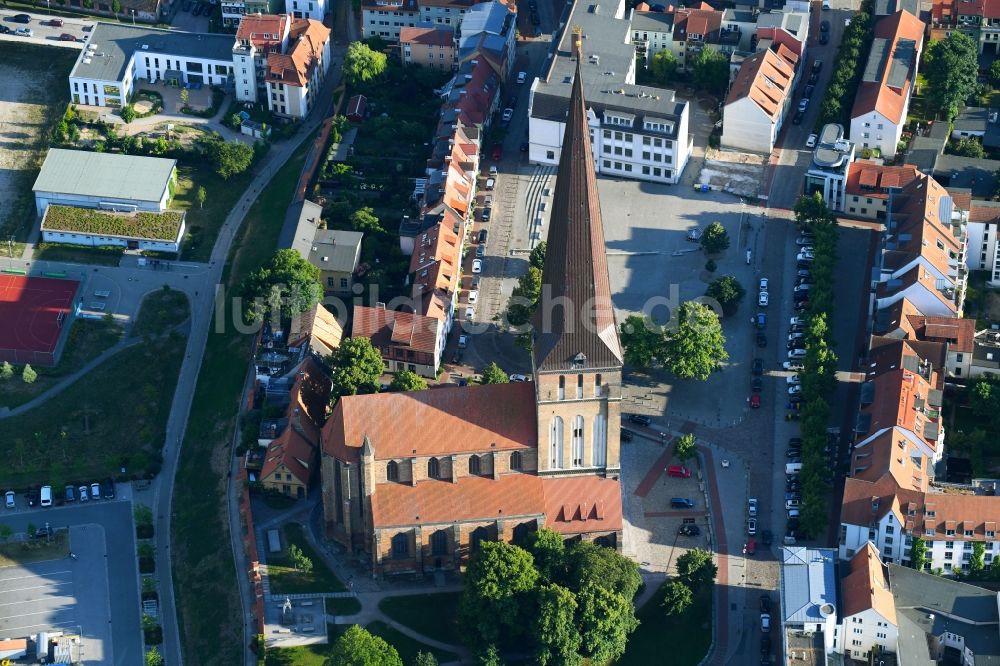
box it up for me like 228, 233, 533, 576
240, 249, 322, 322
574, 582, 638, 664
990, 556, 1000, 581
565, 541, 641, 601
481, 362, 509, 384
343, 42, 388, 85
793, 192, 835, 230
699, 221, 730, 254
529, 241, 547, 270
145, 647, 165, 666
991, 59, 1000, 88
288, 544, 314, 573
924, 32, 980, 121
389, 370, 428, 392
180, 87, 190, 107
460, 541, 539, 644
692, 46, 730, 96
205, 138, 255, 179
328, 337, 385, 401
327, 625, 403, 666
478, 645, 504, 666
0, 361, 13, 380
674, 433, 696, 463
412, 652, 438, 666
533, 583, 582, 666
951, 137, 986, 158
970, 541, 986, 578
664, 302, 728, 381
526, 528, 566, 583
649, 50, 678, 86
22, 364, 37, 384
0, 525, 11, 543
705, 275, 745, 317
350, 207, 383, 234
196, 186, 207, 209
619, 314, 665, 370
120, 104, 136, 124
907, 536, 927, 571
675, 548, 717, 591
662, 580, 693, 616
505, 266, 542, 327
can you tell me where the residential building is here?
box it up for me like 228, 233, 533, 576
40, 206, 186, 253
721, 47, 795, 154
670, 2, 726, 70
286, 0, 325, 20
874, 0, 918, 17
844, 161, 920, 220
69, 23, 235, 108
320, 50, 625, 575
33, 149, 177, 216
362, 0, 420, 40
952, 106, 1000, 150
287, 303, 344, 358
223, 0, 272, 27
529, 0, 691, 185
352, 305, 443, 378
457, 0, 516, 81
972, 327, 1000, 377
400, 24, 456, 69
804, 123, 855, 212
282, 199, 363, 294
253, 304, 341, 382
903, 313, 977, 378
873, 173, 968, 319
233, 14, 293, 105
631, 7, 675, 67
934, 153, 1000, 199
418, 0, 478, 30
849, 10, 925, 159
754, 9, 810, 58
779, 547, 840, 663
931, 0, 1000, 55
265, 18, 331, 118
839, 544, 898, 661
966, 199, 1000, 286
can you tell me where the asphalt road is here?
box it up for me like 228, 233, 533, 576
0, 8, 92, 47
0, 502, 140, 666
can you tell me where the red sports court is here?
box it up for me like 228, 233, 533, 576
0, 274, 79, 366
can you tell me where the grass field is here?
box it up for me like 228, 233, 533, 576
0, 317, 123, 409
378, 592, 463, 645
617, 583, 712, 665
327, 596, 362, 616
0, 532, 70, 568
262, 621, 457, 666
173, 160, 258, 263
268, 523, 346, 595
34, 243, 125, 266
0, 293, 186, 488
367, 620, 458, 664
171, 138, 312, 666
132, 286, 191, 338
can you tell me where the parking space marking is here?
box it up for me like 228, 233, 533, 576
0, 582, 72, 596
632, 446, 674, 498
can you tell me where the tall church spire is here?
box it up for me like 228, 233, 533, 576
532, 30, 623, 373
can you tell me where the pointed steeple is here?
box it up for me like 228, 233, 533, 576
532, 31, 623, 372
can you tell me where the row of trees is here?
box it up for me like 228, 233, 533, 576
619, 301, 729, 380
817, 10, 874, 128
790, 194, 840, 539
662, 547, 717, 616
0, 361, 37, 384
645, 48, 729, 97
459, 531, 642, 665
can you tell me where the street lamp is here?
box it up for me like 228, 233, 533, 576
130, 8, 135, 24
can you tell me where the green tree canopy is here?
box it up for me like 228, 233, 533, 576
565, 541, 642, 601
793, 192, 836, 230
481, 362, 510, 384
328, 337, 385, 401
240, 249, 323, 323
574, 582, 638, 664
327, 625, 403, 666
389, 369, 428, 392
951, 137, 986, 158
674, 433, 696, 462
0, 361, 13, 380
505, 267, 542, 327
120, 104, 136, 124
196, 185, 207, 209
460, 541, 540, 644
619, 314, 665, 370
203, 134, 255, 179
529, 241, 547, 270
649, 50, 678, 86
412, 652, 438, 666
699, 221, 730, 254
21, 364, 37, 384
533, 584, 582, 666
692, 46, 729, 96
924, 32, 980, 121
662, 580, 693, 616
675, 548, 717, 591
344, 42, 388, 85
705, 275, 745, 317
526, 528, 566, 583
664, 302, 728, 380
351, 207, 383, 234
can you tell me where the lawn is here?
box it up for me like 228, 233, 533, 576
131, 286, 191, 338
327, 596, 362, 616
0, 532, 70, 568
367, 620, 458, 664
172, 160, 257, 262
268, 523, 346, 594
171, 137, 312, 666
262, 621, 456, 666
0, 301, 186, 489
33, 243, 126, 266
0, 317, 123, 409
378, 592, 463, 645
617, 583, 712, 666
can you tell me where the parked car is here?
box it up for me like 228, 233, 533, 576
783, 360, 804, 371
748, 497, 758, 517
79, 485, 89, 501
754, 312, 766, 329
756, 332, 767, 348
745, 537, 757, 555
760, 614, 771, 633
806, 133, 817, 148
4, 491, 14, 509
667, 465, 691, 478
758, 277, 769, 292
11, 13, 32, 23
798, 98, 810, 113
788, 348, 807, 359
751, 377, 763, 392
64, 485, 76, 503
40, 485, 52, 507
804, 84, 815, 97
478, 229, 488, 244
468, 290, 479, 304
517, 70, 527, 84
750, 393, 761, 408
758, 291, 769, 307
678, 524, 701, 536
458, 334, 469, 349
59, 33, 78, 41
491, 144, 502, 161
628, 414, 652, 427
820, 19, 830, 32
812, 59, 823, 73
481, 207, 492, 221
790, 316, 806, 326
485, 178, 496, 190
501, 108, 514, 122
472, 259, 483, 273
752, 358, 764, 376
15, 28, 34, 37
475, 244, 485, 258
465, 307, 476, 320
510, 374, 529, 382
819, 32, 829, 44
49, 17, 64, 26
786, 375, 801, 385
747, 517, 758, 535
671, 498, 695, 509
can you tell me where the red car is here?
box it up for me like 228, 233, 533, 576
59, 33, 78, 41
666, 465, 691, 478
745, 538, 757, 556
491, 144, 502, 161
750, 394, 761, 408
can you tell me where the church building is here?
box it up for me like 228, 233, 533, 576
319, 35, 626, 576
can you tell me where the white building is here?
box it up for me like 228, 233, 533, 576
419, 0, 478, 30
233, 14, 293, 105
40, 205, 186, 253
362, 0, 420, 40
286, 0, 326, 20
629, 8, 674, 67
68, 23, 235, 108
839, 544, 899, 661
264, 19, 332, 118
849, 10, 924, 159
457, 1, 516, 81
722, 48, 795, 154
32, 149, 177, 216
779, 547, 841, 662
528, 0, 691, 185
223, 0, 271, 27
803, 123, 854, 212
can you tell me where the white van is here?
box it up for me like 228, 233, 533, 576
40, 485, 52, 507
787, 508, 800, 518
785, 462, 803, 475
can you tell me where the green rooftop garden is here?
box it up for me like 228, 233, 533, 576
42, 205, 185, 241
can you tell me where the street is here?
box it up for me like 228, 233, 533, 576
0, 8, 92, 47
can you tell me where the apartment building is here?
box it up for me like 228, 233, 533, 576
839, 544, 899, 661
850, 10, 925, 159
931, 0, 1000, 55
233, 14, 292, 105
901, 313, 976, 378
352, 305, 444, 378
671, 3, 727, 69
754, 9, 810, 58
69, 23, 234, 108
286, 0, 326, 20
843, 161, 920, 220
630, 7, 675, 66
457, 0, 516, 81
965, 199, 1000, 286
804, 123, 855, 212
400, 24, 456, 69
362, 0, 420, 40
722, 47, 795, 154
264, 18, 331, 118
778, 547, 840, 663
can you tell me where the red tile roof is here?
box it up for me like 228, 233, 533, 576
322, 382, 538, 461
400, 25, 455, 47
542, 475, 624, 535
261, 426, 316, 486
850, 429, 929, 492
288, 303, 343, 357
266, 18, 330, 88
851, 10, 925, 124
841, 543, 897, 622
236, 14, 289, 49
352, 305, 441, 355
260, 358, 329, 486
905, 315, 976, 353
725, 48, 794, 121
673, 5, 722, 41
846, 162, 920, 200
